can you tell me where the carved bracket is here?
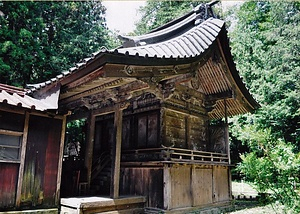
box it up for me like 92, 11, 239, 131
203, 100, 217, 112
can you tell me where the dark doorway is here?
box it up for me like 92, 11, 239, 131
91, 115, 114, 195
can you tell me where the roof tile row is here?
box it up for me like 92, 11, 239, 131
0, 84, 53, 111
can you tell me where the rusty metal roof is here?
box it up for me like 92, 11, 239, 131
0, 84, 55, 111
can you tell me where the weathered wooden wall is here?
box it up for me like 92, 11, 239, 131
189, 116, 208, 151
191, 166, 213, 206
212, 165, 230, 203
21, 115, 62, 207
0, 163, 18, 209
162, 108, 208, 150
164, 164, 230, 210
0, 110, 63, 211
0, 111, 24, 209
120, 166, 163, 208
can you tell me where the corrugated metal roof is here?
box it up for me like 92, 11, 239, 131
0, 84, 54, 111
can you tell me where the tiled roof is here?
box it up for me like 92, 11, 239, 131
26, 17, 224, 94
23, 1, 259, 118
117, 18, 224, 58
0, 84, 54, 111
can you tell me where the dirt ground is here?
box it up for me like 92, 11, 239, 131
229, 181, 285, 214
228, 203, 285, 214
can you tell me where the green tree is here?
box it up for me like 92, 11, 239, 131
228, 1, 300, 211
235, 125, 300, 212
0, 1, 112, 87
229, 1, 300, 145
135, 1, 207, 35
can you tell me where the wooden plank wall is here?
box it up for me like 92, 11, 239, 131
189, 116, 207, 150
22, 115, 62, 207
169, 165, 192, 209
192, 166, 213, 206
164, 164, 230, 210
120, 167, 163, 208
164, 109, 186, 147
162, 109, 207, 149
0, 163, 18, 209
213, 165, 230, 203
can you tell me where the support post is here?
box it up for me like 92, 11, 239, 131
110, 105, 123, 199
56, 114, 67, 204
163, 164, 171, 210
85, 112, 96, 190
224, 99, 230, 164
224, 99, 232, 200
16, 111, 30, 207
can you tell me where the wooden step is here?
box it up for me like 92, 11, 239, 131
61, 196, 146, 214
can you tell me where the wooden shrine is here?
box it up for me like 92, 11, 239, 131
0, 2, 259, 213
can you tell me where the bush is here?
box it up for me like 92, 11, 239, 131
235, 125, 300, 212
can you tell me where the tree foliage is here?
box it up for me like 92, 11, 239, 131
228, 1, 300, 211
229, 1, 300, 145
235, 125, 300, 212
0, 1, 112, 87
135, 1, 207, 35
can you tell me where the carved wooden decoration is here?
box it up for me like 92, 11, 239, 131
210, 126, 226, 154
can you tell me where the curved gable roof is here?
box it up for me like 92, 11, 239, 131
26, 2, 259, 118
117, 18, 224, 59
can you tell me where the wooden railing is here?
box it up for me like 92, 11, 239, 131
122, 147, 228, 164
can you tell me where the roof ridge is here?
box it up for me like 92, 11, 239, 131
119, 1, 220, 48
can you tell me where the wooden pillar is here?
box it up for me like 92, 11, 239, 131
85, 112, 96, 189
224, 99, 232, 199
16, 111, 30, 207
224, 99, 230, 164
110, 106, 123, 198
163, 164, 171, 210
55, 114, 67, 204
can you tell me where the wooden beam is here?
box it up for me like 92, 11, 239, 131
110, 106, 123, 199
206, 90, 233, 101
15, 111, 29, 207
0, 129, 23, 136
103, 63, 192, 78
55, 114, 67, 204
0, 106, 64, 119
59, 78, 123, 102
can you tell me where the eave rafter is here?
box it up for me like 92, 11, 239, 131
61, 66, 105, 93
